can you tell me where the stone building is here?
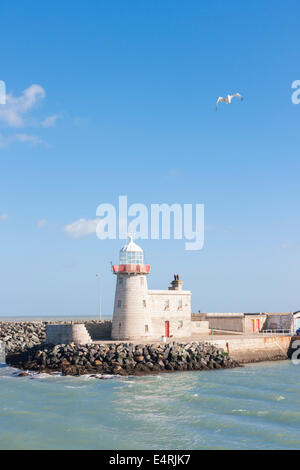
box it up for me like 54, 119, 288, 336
111, 237, 192, 340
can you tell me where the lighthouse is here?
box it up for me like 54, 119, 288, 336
111, 237, 152, 340
111, 237, 194, 341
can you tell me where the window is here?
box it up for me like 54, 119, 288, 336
143, 300, 147, 308
117, 300, 122, 308
178, 320, 183, 328
120, 251, 144, 265
178, 299, 183, 310
145, 325, 149, 333
119, 278, 123, 285
164, 300, 170, 310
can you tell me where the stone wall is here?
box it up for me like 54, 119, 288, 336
46, 324, 92, 345
204, 313, 245, 332
191, 320, 210, 335
262, 314, 293, 331
85, 321, 112, 339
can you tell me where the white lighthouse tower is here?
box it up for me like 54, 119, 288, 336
111, 237, 152, 340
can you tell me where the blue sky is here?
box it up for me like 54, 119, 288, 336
0, 0, 300, 316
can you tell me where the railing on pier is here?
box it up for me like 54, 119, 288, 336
261, 329, 292, 335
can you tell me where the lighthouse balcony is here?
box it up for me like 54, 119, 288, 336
112, 264, 151, 274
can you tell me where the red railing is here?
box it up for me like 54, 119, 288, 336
112, 264, 151, 274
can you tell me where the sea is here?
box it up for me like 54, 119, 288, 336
0, 316, 299, 450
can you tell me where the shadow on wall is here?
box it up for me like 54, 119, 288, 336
85, 321, 112, 340
261, 314, 293, 332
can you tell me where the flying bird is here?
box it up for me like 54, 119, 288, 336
215, 93, 243, 111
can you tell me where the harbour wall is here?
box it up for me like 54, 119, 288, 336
1, 321, 298, 369
0, 320, 112, 353
45, 322, 112, 344
46, 324, 92, 345
195, 312, 295, 334
45, 322, 112, 345
85, 321, 112, 339
210, 335, 291, 363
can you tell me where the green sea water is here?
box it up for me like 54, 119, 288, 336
0, 361, 299, 450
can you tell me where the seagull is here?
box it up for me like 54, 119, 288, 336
215, 93, 243, 111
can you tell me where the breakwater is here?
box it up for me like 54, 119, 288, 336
0, 321, 46, 353
2, 320, 294, 377
210, 335, 292, 363
7, 341, 239, 376
0, 320, 111, 354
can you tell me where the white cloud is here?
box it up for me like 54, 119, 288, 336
64, 218, 98, 239
0, 84, 45, 127
0, 213, 8, 221
15, 133, 44, 146
0, 132, 44, 148
37, 218, 47, 228
42, 114, 59, 128
0, 84, 61, 148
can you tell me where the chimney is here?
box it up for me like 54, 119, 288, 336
168, 274, 183, 291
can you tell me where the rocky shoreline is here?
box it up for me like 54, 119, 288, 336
7, 341, 240, 376
1, 321, 240, 376
0, 321, 46, 354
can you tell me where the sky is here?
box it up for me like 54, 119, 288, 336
0, 0, 300, 317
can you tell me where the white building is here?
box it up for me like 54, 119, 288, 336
111, 237, 192, 340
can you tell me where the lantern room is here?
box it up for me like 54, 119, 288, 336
119, 236, 144, 264
112, 236, 150, 274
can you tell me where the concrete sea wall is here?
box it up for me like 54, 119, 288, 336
211, 335, 291, 363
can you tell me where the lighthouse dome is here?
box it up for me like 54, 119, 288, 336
120, 236, 144, 264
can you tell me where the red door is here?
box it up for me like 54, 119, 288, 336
257, 319, 260, 331
165, 321, 170, 338
251, 319, 255, 332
